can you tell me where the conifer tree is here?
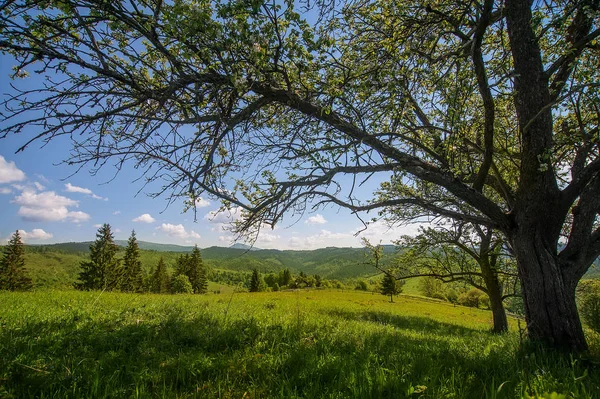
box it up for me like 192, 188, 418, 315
249, 269, 263, 292
76, 224, 121, 290
151, 257, 170, 293
381, 270, 404, 303
0, 230, 33, 291
122, 230, 143, 292
280, 269, 292, 287
188, 245, 208, 294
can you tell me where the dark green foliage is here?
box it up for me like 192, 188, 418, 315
171, 274, 193, 294
151, 257, 170, 293
249, 269, 263, 292
280, 268, 292, 286
121, 230, 143, 292
578, 280, 600, 334
75, 224, 121, 291
173, 246, 207, 294
0, 231, 32, 291
381, 271, 404, 302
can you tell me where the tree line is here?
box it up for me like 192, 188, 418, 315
75, 224, 209, 294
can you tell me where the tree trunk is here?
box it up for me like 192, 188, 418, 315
511, 232, 587, 351
484, 277, 508, 333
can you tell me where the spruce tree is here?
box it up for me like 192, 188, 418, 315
381, 270, 404, 303
76, 224, 121, 290
249, 269, 262, 292
188, 245, 208, 294
151, 257, 170, 293
122, 230, 143, 292
0, 230, 33, 291
280, 269, 292, 287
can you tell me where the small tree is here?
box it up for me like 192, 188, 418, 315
0, 230, 33, 291
76, 224, 121, 291
171, 274, 193, 294
122, 230, 143, 292
151, 257, 170, 294
249, 269, 263, 292
381, 270, 403, 303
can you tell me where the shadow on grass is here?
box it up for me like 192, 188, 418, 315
1, 304, 599, 398
322, 308, 482, 337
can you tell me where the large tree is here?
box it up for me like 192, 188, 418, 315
0, 230, 33, 291
76, 224, 122, 291
1, 0, 599, 351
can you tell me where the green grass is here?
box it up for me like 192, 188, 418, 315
1, 289, 599, 398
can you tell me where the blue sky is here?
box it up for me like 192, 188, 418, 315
0, 55, 423, 249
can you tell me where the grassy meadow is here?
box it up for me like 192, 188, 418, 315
1, 289, 599, 398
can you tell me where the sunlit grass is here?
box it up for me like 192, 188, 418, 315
1, 289, 598, 398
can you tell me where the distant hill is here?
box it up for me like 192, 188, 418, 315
229, 243, 261, 251
114, 240, 195, 252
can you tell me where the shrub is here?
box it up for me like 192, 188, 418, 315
171, 274, 193, 294
458, 288, 487, 308
446, 288, 458, 304
355, 280, 368, 291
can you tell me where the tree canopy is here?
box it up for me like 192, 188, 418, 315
1, 0, 599, 351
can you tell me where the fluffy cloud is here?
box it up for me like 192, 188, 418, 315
113, 211, 121, 215
0, 187, 12, 195
204, 207, 243, 224
12, 189, 90, 223
133, 213, 156, 223
157, 223, 201, 239
65, 183, 107, 201
305, 214, 327, 225
194, 197, 211, 208
0, 156, 26, 184
18, 228, 53, 241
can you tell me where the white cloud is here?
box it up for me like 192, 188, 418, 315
0, 187, 12, 195
256, 232, 281, 245
93, 224, 102, 228
65, 183, 93, 195
113, 211, 121, 215
114, 228, 122, 233
0, 156, 26, 184
305, 214, 327, 225
195, 197, 211, 208
65, 183, 107, 201
132, 213, 156, 223
14, 189, 78, 208
157, 223, 201, 239
12, 189, 90, 223
18, 228, 53, 241
288, 229, 354, 249
33, 182, 45, 191
204, 207, 243, 224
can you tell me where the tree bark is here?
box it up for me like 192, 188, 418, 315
479, 260, 508, 333
511, 231, 587, 351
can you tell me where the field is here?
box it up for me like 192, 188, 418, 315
1, 290, 599, 398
